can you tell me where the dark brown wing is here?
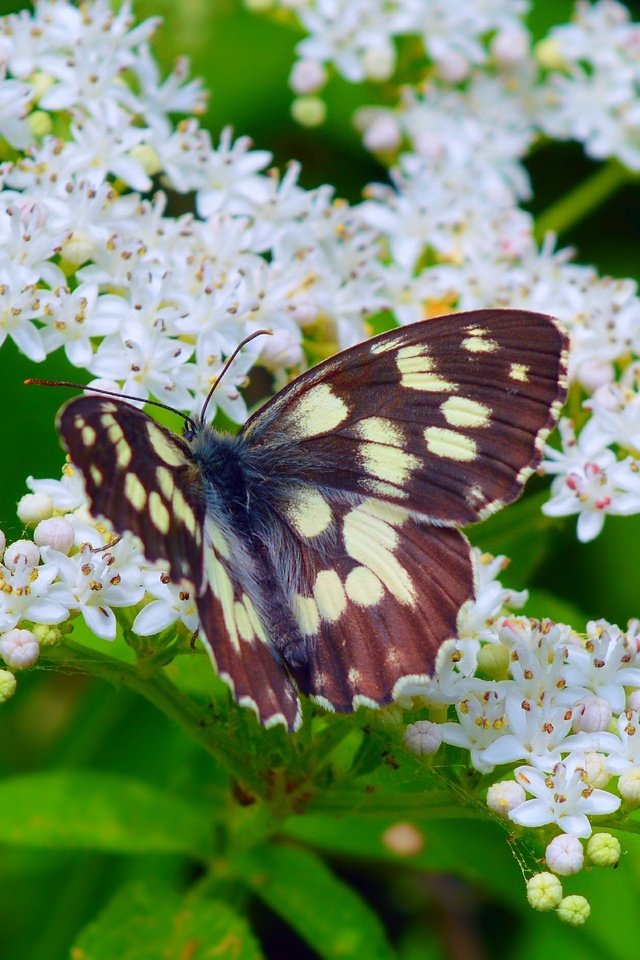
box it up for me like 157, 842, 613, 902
241, 309, 568, 526
58, 396, 206, 588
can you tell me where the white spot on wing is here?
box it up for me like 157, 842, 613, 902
285, 488, 333, 538
284, 384, 349, 439
440, 397, 491, 429
424, 427, 477, 462
313, 569, 347, 623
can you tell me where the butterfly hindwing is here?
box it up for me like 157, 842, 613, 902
241, 309, 568, 525
280, 497, 475, 710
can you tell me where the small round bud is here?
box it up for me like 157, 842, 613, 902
526, 872, 563, 911
584, 751, 611, 789
381, 822, 424, 856
435, 51, 469, 83
627, 689, 640, 711
129, 143, 161, 177
476, 642, 510, 680
586, 833, 621, 867
0, 669, 17, 702
27, 109, 52, 138
545, 835, 584, 876
363, 45, 394, 82
557, 895, 591, 926
0, 629, 40, 669
33, 624, 63, 648
4, 539, 40, 569
17, 492, 53, 525
535, 37, 566, 70
618, 766, 640, 804
363, 115, 401, 154
491, 29, 529, 66
0, 529, 5, 556
60, 230, 96, 267
404, 720, 442, 755
487, 780, 526, 817
291, 96, 326, 128
34, 517, 75, 554
579, 359, 614, 393
572, 696, 612, 733
290, 59, 327, 95
260, 328, 303, 370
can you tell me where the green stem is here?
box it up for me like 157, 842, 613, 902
534, 159, 633, 241
42, 642, 263, 793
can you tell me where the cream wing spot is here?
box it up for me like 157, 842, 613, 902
124, 472, 147, 509
171, 484, 197, 535
285, 488, 333, 538
396, 349, 457, 392
243, 594, 268, 644
285, 384, 349, 439
205, 546, 239, 652
345, 566, 384, 607
440, 396, 491, 429
295, 593, 320, 636
205, 519, 230, 559
155, 466, 175, 500
425, 427, 477, 462
509, 362, 529, 382
90, 465, 103, 486
343, 504, 415, 605
313, 569, 347, 623
462, 335, 498, 353
365, 478, 410, 499
81, 425, 96, 446
148, 490, 170, 534
360, 442, 420, 485
371, 334, 406, 355
145, 422, 185, 467
355, 417, 404, 447
234, 601, 253, 642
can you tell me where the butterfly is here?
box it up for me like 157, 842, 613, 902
56, 309, 568, 731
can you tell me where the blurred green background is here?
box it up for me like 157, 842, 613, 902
1, 2, 640, 959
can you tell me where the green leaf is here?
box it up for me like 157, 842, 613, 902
0, 771, 211, 857
241, 843, 396, 960
73, 881, 263, 960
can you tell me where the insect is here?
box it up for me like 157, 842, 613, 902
54, 309, 568, 731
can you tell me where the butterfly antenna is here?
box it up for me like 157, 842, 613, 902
25, 378, 196, 430
199, 328, 272, 423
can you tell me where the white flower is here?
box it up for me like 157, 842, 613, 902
48, 537, 145, 641
0, 550, 73, 633
542, 419, 640, 541
457, 550, 527, 640
132, 570, 198, 637
510, 754, 621, 837
439, 688, 507, 773
564, 621, 640, 713
604, 709, 640, 774
27, 467, 88, 514
482, 700, 576, 771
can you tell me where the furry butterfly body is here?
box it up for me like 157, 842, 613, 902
57, 309, 569, 730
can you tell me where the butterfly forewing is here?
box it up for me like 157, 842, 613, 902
58, 397, 206, 588
241, 309, 568, 526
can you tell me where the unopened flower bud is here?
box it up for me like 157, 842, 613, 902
436, 51, 469, 83
535, 37, 566, 70
545, 834, 584, 876
363, 115, 401, 153
404, 720, 442, 755
476, 642, 510, 679
526, 872, 563, 911
34, 517, 75, 554
363, 45, 394, 82
291, 96, 326, 128
0, 629, 39, 669
491, 29, 529, 65
584, 751, 611, 789
572, 696, 612, 733
618, 766, 640, 804
290, 59, 327, 95
0, 669, 17, 702
557, 895, 590, 926
586, 833, 621, 867
17, 492, 53, 525
33, 624, 63, 648
487, 780, 526, 817
4, 539, 40, 569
